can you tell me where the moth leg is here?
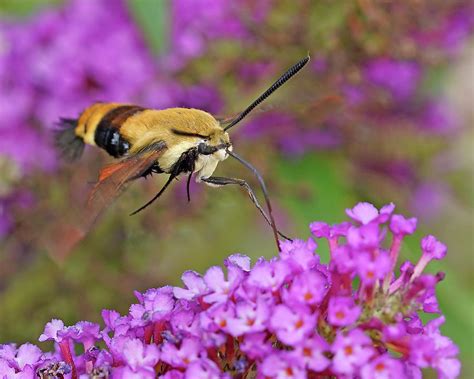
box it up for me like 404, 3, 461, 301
130, 174, 176, 216
202, 176, 291, 241
140, 163, 163, 179
186, 173, 193, 202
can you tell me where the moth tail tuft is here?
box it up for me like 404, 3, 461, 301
54, 118, 85, 162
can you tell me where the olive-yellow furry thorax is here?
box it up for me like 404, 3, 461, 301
73, 103, 231, 181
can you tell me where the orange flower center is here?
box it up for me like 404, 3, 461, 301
335, 310, 346, 319
344, 346, 354, 355
303, 347, 312, 357
294, 319, 304, 329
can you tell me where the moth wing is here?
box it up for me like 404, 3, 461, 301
215, 104, 275, 125
84, 141, 167, 227
33, 141, 166, 260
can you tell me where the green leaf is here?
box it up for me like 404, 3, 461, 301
126, 0, 168, 56
0, 0, 61, 17
277, 152, 356, 261
308, 1, 354, 49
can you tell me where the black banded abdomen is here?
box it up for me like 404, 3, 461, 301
94, 105, 144, 157
94, 126, 130, 158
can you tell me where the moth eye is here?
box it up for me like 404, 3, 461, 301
198, 143, 216, 155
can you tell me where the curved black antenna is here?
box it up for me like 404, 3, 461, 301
224, 55, 310, 131
226, 149, 283, 251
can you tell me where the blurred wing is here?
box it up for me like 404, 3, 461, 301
83, 141, 167, 228
23, 141, 167, 262
215, 104, 275, 124
215, 95, 343, 127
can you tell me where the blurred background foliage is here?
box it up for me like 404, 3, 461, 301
0, 0, 472, 376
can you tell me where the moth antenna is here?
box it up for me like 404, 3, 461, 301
224, 55, 310, 131
226, 149, 282, 251
130, 174, 176, 216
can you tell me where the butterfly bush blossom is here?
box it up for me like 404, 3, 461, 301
0, 203, 460, 378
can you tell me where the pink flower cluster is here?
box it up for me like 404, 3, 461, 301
0, 203, 460, 378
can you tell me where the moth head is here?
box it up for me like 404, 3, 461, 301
197, 128, 231, 160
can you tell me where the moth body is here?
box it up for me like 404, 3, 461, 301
53, 55, 310, 247
59, 103, 231, 182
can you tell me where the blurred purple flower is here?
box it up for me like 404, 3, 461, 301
0, 0, 162, 237
0, 191, 33, 237
411, 181, 450, 220
0, 127, 56, 175
0, 200, 12, 237
282, 128, 342, 156
240, 111, 298, 140
238, 61, 276, 83
311, 55, 328, 73
415, 6, 474, 55
0, 0, 226, 240
172, 1, 245, 54
342, 84, 366, 106
1, 0, 157, 124
240, 111, 340, 156
442, 8, 474, 53
176, 84, 223, 114
167, 1, 270, 69
364, 58, 421, 101
420, 100, 461, 134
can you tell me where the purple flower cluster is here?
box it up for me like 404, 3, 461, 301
0, 203, 460, 378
